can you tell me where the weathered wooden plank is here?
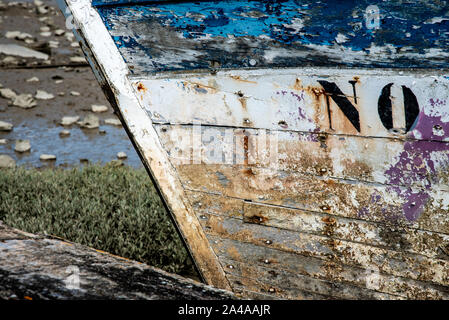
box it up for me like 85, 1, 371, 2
210, 236, 449, 299
96, 1, 449, 73
58, 0, 231, 291
199, 213, 449, 286
0, 222, 235, 300
176, 163, 449, 235
187, 190, 449, 260
243, 202, 449, 259
226, 274, 334, 300
155, 124, 449, 191
221, 257, 399, 300
134, 70, 449, 141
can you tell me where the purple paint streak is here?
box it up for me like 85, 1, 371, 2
367, 99, 449, 222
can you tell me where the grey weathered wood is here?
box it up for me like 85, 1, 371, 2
187, 190, 449, 260
221, 257, 398, 300
199, 213, 449, 287
176, 163, 449, 235
0, 222, 235, 300
209, 236, 449, 300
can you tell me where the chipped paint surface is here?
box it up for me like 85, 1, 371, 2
96, 0, 449, 73
133, 69, 449, 139
63, 0, 449, 299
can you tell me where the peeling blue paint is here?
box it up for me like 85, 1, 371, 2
94, 1, 449, 72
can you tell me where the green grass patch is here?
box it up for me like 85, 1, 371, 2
0, 165, 196, 276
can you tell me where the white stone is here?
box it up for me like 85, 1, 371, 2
117, 152, 127, 159
0, 120, 13, 131
35, 90, 54, 100
0, 44, 48, 60
14, 140, 31, 153
0, 139, 7, 144
0, 88, 17, 100
70, 91, 80, 96
54, 29, 65, 36
0, 155, 15, 168
60, 116, 79, 126
26, 76, 39, 83
2, 56, 18, 64
70, 56, 86, 63
37, 6, 48, 14
5, 31, 33, 40
59, 130, 70, 137
104, 118, 122, 126
91, 104, 108, 113
78, 114, 100, 129
40, 154, 56, 161
48, 40, 59, 48
12, 94, 37, 109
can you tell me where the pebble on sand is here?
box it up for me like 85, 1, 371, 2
70, 56, 86, 63
35, 90, 54, 100
0, 120, 13, 131
0, 155, 16, 168
70, 91, 80, 96
104, 118, 122, 126
91, 104, 108, 113
0, 88, 17, 100
117, 152, 127, 159
54, 29, 65, 36
40, 154, 56, 161
5, 31, 33, 40
60, 116, 79, 126
14, 140, 31, 153
12, 94, 37, 109
59, 129, 70, 137
0, 44, 49, 60
2, 57, 18, 65
78, 114, 100, 129
26, 76, 40, 83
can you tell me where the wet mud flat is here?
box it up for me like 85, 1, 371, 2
0, 0, 142, 168
0, 221, 235, 300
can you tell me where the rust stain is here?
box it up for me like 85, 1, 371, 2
292, 78, 302, 91
244, 212, 269, 225
322, 216, 337, 237
182, 81, 217, 93
243, 134, 249, 166
230, 75, 257, 84
238, 95, 247, 110
136, 82, 147, 93
243, 167, 255, 176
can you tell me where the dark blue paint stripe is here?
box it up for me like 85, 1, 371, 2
95, 0, 449, 73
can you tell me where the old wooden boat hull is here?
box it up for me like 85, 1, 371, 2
59, 0, 449, 299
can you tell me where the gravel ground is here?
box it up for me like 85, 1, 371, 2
0, 0, 142, 168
